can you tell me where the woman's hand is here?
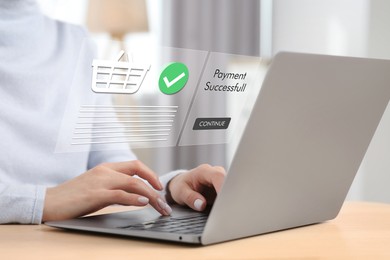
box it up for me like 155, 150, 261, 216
43, 160, 172, 222
167, 164, 226, 211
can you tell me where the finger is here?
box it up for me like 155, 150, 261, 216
118, 175, 172, 216
105, 190, 151, 207
102, 160, 163, 190
57, 190, 151, 219
180, 186, 208, 211
96, 168, 171, 216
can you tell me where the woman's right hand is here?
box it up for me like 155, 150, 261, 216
42, 160, 172, 222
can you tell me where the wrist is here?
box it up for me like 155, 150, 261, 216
165, 179, 175, 204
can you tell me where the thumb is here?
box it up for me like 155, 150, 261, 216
183, 189, 207, 211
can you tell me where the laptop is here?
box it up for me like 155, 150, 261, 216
45, 52, 390, 245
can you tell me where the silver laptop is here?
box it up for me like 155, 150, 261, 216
45, 52, 390, 245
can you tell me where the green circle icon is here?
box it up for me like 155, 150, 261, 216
159, 62, 189, 95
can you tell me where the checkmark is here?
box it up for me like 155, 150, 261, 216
159, 62, 189, 95
163, 72, 186, 88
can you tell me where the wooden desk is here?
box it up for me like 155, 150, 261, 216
0, 202, 389, 259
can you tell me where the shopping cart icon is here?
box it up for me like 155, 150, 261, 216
91, 50, 151, 94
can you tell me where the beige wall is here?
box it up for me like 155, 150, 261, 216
358, 0, 390, 202
272, 0, 390, 203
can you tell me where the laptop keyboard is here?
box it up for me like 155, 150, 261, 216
119, 213, 208, 235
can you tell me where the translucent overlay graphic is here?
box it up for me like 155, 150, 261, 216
55, 43, 268, 153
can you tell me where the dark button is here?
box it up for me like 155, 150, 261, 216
193, 118, 231, 130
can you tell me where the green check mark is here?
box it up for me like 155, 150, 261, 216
159, 62, 189, 95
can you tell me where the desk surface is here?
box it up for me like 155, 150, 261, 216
1, 201, 389, 260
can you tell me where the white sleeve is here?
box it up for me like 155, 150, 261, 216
0, 183, 46, 224
87, 149, 137, 169
159, 169, 186, 199
85, 83, 138, 168
159, 169, 186, 189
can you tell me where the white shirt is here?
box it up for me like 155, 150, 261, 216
0, 0, 180, 224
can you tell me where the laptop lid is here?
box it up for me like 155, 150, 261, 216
201, 52, 390, 244
45, 52, 390, 245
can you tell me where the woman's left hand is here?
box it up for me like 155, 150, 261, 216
167, 164, 226, 211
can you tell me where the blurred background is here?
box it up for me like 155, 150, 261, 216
37, 0, 390, 203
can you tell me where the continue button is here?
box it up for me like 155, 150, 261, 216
193, 117, 231, 130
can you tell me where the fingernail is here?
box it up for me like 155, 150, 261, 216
138, 196, 149, 204
165, 204, 172, 215
157, 198, 167, 210
194, 199, 204, 211
157, 198, 172, 215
